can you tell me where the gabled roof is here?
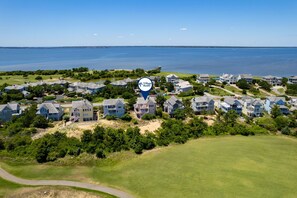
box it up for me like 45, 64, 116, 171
224, 96, 242, 106
103, 98, 125, 106
7, 102, 20, 111
166, 96, 182, 106
135, 97, 156, 105
72, 99, 93, 109
267, 96, 285, 103
192, 96, 213, 103
37, 102, 61, 114
166, 74, 179, 78
0, 104, 12, 112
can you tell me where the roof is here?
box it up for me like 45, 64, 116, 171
240, 74, 253, 79
199, 74, 210, 78
224, 96, 242, 106
0, 104, 11, 112
263, 75, 281, 79
5, 85, 25, 90
72, 99, 93, 109
135, 97, 156, 105
103, 98, 125, 106
289, 76, 297, 80
267, 96, 285, 103
166, 74, 179, 78
37, 102, 61, 114
7, 102, 20, 111
166, 96, 182, 106
192, 96, 213, 103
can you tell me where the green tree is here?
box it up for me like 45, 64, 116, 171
166, 82, 174, 92
33, 115, 49, 128
35, 76, 43, 80
35, 140, 49, 163
156, 95, 166, 108
236, 79, 250, 89
172, 109, 186, 120
274, 116, 290, 130
271, 105, 282, 118
223, 110, 238, 127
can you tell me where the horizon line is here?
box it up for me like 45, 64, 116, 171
1, 45, 297, 48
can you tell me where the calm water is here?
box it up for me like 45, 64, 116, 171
0, 47, 297, 76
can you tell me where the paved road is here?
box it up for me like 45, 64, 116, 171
0, 167, 133, 198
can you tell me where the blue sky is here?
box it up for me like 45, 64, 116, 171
0, 0, 297, 46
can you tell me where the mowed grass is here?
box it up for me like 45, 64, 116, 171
1, 136, 297, 198
0, 74, 75, 85
0, 177, 22, 197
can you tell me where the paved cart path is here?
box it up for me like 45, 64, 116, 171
0, 167, 134, 198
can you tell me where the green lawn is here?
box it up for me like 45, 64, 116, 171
158, 71, 193, 78
224, 85, 243, 95
208, 87, 233, 96
1, 136, 297, 198
0, 74, 67, 85
0, 177, 22, 197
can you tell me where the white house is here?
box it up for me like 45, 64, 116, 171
175, 80, 193, 93
166, 74, 179, 84
288, 76, 297, 84
102, 98, 125, 118
219, 74, 238, 84
197, 74, 210, 84
242, 96, 264, 117
262, 75, 282, 86
238, 74, 253, 83
134, 97, 156, 118
71, 99, 94, 122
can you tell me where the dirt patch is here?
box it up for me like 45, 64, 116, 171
5, 187, 101, 198
139, 120, 162, 134
33, 121, 99, 139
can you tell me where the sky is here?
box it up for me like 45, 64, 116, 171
0, 0, 297, 47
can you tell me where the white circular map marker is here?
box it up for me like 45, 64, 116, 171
138, 77, 153, 100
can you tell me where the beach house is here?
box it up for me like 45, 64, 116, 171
197, 74, 210, 84
264, 96, 289, 115
71, 99, 94, 122
37, 102, 64, 121
191, 96, 215, 114
102, 98, 125, 118
219, 96, 243, 115
262, 75, 282, 86
134, 97, 156, 118
164, 96, 184, 115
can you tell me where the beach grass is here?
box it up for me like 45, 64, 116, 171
1, 136, 297, 198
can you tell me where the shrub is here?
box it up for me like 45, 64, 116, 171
32, 115, 49, 129
35, 76, 43, 80
274, 116, 290, 130
281, 127, 291, 135
0, 138, 5, 150
106, 115, 117, 120
96, 149, 106, 158
142, 114, 156, 120
121, 114, 132, 122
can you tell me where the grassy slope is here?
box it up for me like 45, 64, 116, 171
1, 136, 297, 198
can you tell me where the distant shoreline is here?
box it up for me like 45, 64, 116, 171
1, 46, 297, 49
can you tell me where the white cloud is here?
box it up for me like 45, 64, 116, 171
93, 33, 98, 36
180, 27, 188, 31
117, 35, 124, 39
129, 33, 135, 36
